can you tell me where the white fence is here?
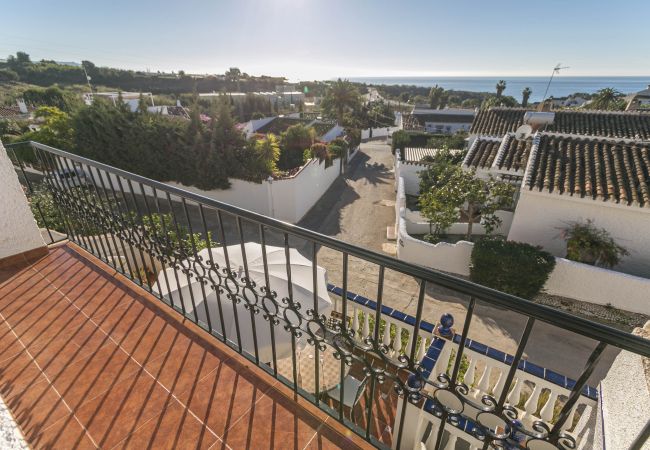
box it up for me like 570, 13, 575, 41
394, 337, 598, 450
327, 285, 435, 366
546, 258, 650, 315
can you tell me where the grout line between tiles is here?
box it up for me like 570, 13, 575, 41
28, 257, 226, 446
0, 284, 100, 448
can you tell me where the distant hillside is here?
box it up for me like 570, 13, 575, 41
0, 51, 286, 94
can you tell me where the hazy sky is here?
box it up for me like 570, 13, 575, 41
2, 0, 649, 80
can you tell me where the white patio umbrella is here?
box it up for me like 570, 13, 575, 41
155, 242, 331, 363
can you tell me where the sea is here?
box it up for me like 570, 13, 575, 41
347, 76, 650, 104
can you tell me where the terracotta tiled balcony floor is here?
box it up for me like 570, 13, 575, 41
0, 244, 373, 449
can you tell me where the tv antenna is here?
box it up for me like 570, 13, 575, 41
542, 63, 569, 102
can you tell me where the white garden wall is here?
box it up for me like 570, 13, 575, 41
508, 189, 650, 277
395, 177, 473, 276
395, 174, 650, 314
361, 126, 400, 140
546, 258, 650, 315
403, 208, 513, 237
88, 155, 352, 224
0, 140, 45, 259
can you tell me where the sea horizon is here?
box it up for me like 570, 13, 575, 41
347, 76, 650, 103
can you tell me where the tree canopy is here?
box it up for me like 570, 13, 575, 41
321, 79, 362, 125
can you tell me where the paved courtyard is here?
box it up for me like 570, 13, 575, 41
299, 141, 619, 382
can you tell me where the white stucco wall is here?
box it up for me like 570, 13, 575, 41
508, 189, 650, 277
394, 154, 428, 195
90, 156, 344, 224
404, 208, 514, 237
361, 126, 401, 140
593, 322, 650, 450
423, 122, 470, 134
546, 258, 650, 315
395, 177, 473, 275
0, 141, 46, 259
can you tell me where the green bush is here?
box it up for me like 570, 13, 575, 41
470, 238, 556, 298
560, 220, 629, 268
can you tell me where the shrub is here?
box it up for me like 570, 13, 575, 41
470, 238, 556, 298
560, 219, 629, 268
391, 130, 410, 153
278, 124, 315, 170
304, 142, 332, 167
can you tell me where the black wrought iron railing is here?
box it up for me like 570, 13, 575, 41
6, 140, 650, 450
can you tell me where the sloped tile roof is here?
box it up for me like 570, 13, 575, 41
494, 135, 534, 172
551, 110, 650, 140
463, 137, 502, 169
471, 107, 650, 140
470, 108, 528, 136
403, 147, 465, 164
524, 134, 650, 207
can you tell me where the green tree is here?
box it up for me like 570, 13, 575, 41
20, 106, 74, 149
419, 190, 458, 241
278, 124, 315, 170
470, 238, 555, 298
16, 51, 31, 65
428, 85, 448, 109
589, 88, 626, 111
391, 130, 410, 153
496, 80, 507, 98
481, 95, 518, 109
321, 79, 361, 125
0, 68, 19, 82
418, 150, 464, 193
253, 134, 280, 175
422, 167, 515, 239
522, 87, 532, 107
426, 132, 468, 150
367, 100, 395, 128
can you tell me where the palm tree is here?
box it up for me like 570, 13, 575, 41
496, 80, 507, 98
321, 79, 361, 125
590, 88, 625, 111
522, 87, 532, 107
428, 85, 447, 109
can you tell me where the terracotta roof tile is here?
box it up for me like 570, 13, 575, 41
463, 137, 502, 169
471, 107, 650, 140
495, 135, 534, 172
524, 134, 650, 207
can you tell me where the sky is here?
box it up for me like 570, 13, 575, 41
2, 0, 649, 81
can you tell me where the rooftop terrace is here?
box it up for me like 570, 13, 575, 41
2, 140, 650, 449
0, 243, 371, 449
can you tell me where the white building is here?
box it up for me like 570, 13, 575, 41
404, 107, 475, 134
199, 90, 305, 108
464, 131, 650, 277
83, 91, 155, 112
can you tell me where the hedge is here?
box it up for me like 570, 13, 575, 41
470, 238, 556, 299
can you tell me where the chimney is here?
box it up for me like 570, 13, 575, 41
176, 99, 182, 107
16, 98, 28, 114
